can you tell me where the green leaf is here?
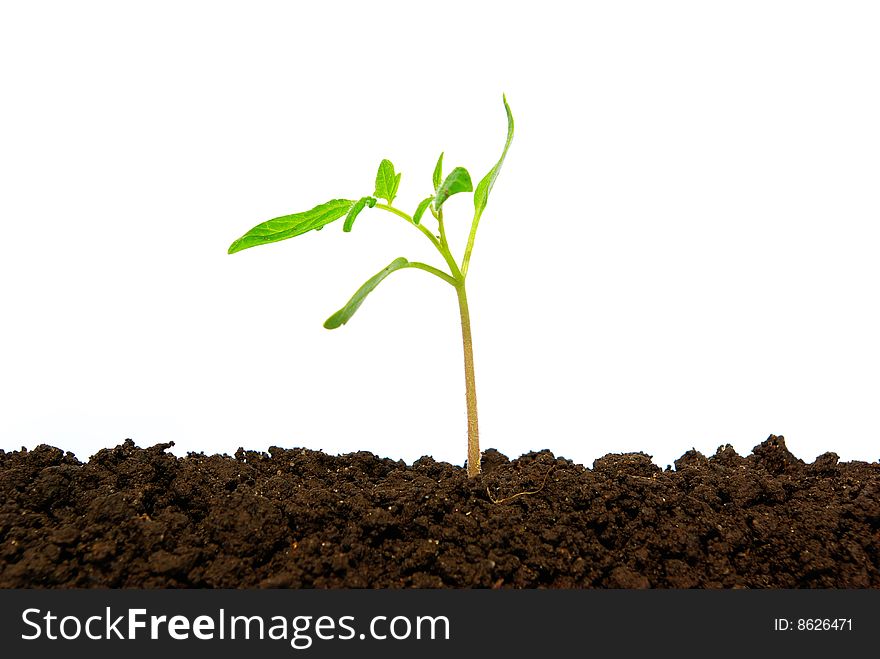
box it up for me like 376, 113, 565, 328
324, 257, 410, 329
343, 196, 377, 232
473, 94, 514, 222
374, 159, 401, 204
433, 167, 473, 210
432, 152, 444, 190
412, 196, 433, 225
228, 199, 354, 254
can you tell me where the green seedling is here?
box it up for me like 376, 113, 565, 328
228, 96, 514, 478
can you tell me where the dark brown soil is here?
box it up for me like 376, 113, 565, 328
1, 435, 877, 588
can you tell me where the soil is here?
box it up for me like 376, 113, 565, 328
1, 435, 877, 588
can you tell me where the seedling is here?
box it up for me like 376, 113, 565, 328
228, 96, 514, 478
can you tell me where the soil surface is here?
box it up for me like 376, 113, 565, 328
1, 435, 877, 588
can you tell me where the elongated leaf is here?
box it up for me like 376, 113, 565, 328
433, 166, 473, 210
343, 196, 377, 232
374, 159, 401, 204
228, 199, 354, 254
473, 95, 514, 221
432, 152, 444, 190
324, 257, 409, 329
413, 196, 433, 225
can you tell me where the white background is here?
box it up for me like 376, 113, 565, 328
2, 1, 878, 469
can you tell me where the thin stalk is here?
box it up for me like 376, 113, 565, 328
380, 202, 479, 476
375, 202, 441, 248
437, 208, 450, 253
435, 208, 463, 281
456, 283, 480, 478
460, 210, 481, 278
375, 202, 460, 278
374, 202, 414, 223
405, 261, 457, 286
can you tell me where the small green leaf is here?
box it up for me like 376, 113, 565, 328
433, 167, 473, 210
412, 196, 433, 225
228, 199, 354, 254
374, 159, 401, 204
343, 196, 377, 232
432, 152, 444, 190
473, 94, 514, 222
324, 257, 410, 329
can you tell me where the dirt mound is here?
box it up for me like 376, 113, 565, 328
1, 436, 877, 588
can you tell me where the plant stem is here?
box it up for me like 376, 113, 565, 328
460, 210, 481, 278
437, 208, 450, 253
376, 202, 460, 277
456, 282, 481, 478
379, 202, 479, 476
374, 202, 413, 223
406, 261, 458, 286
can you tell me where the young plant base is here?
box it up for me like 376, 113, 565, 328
228, 96, 514, 477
